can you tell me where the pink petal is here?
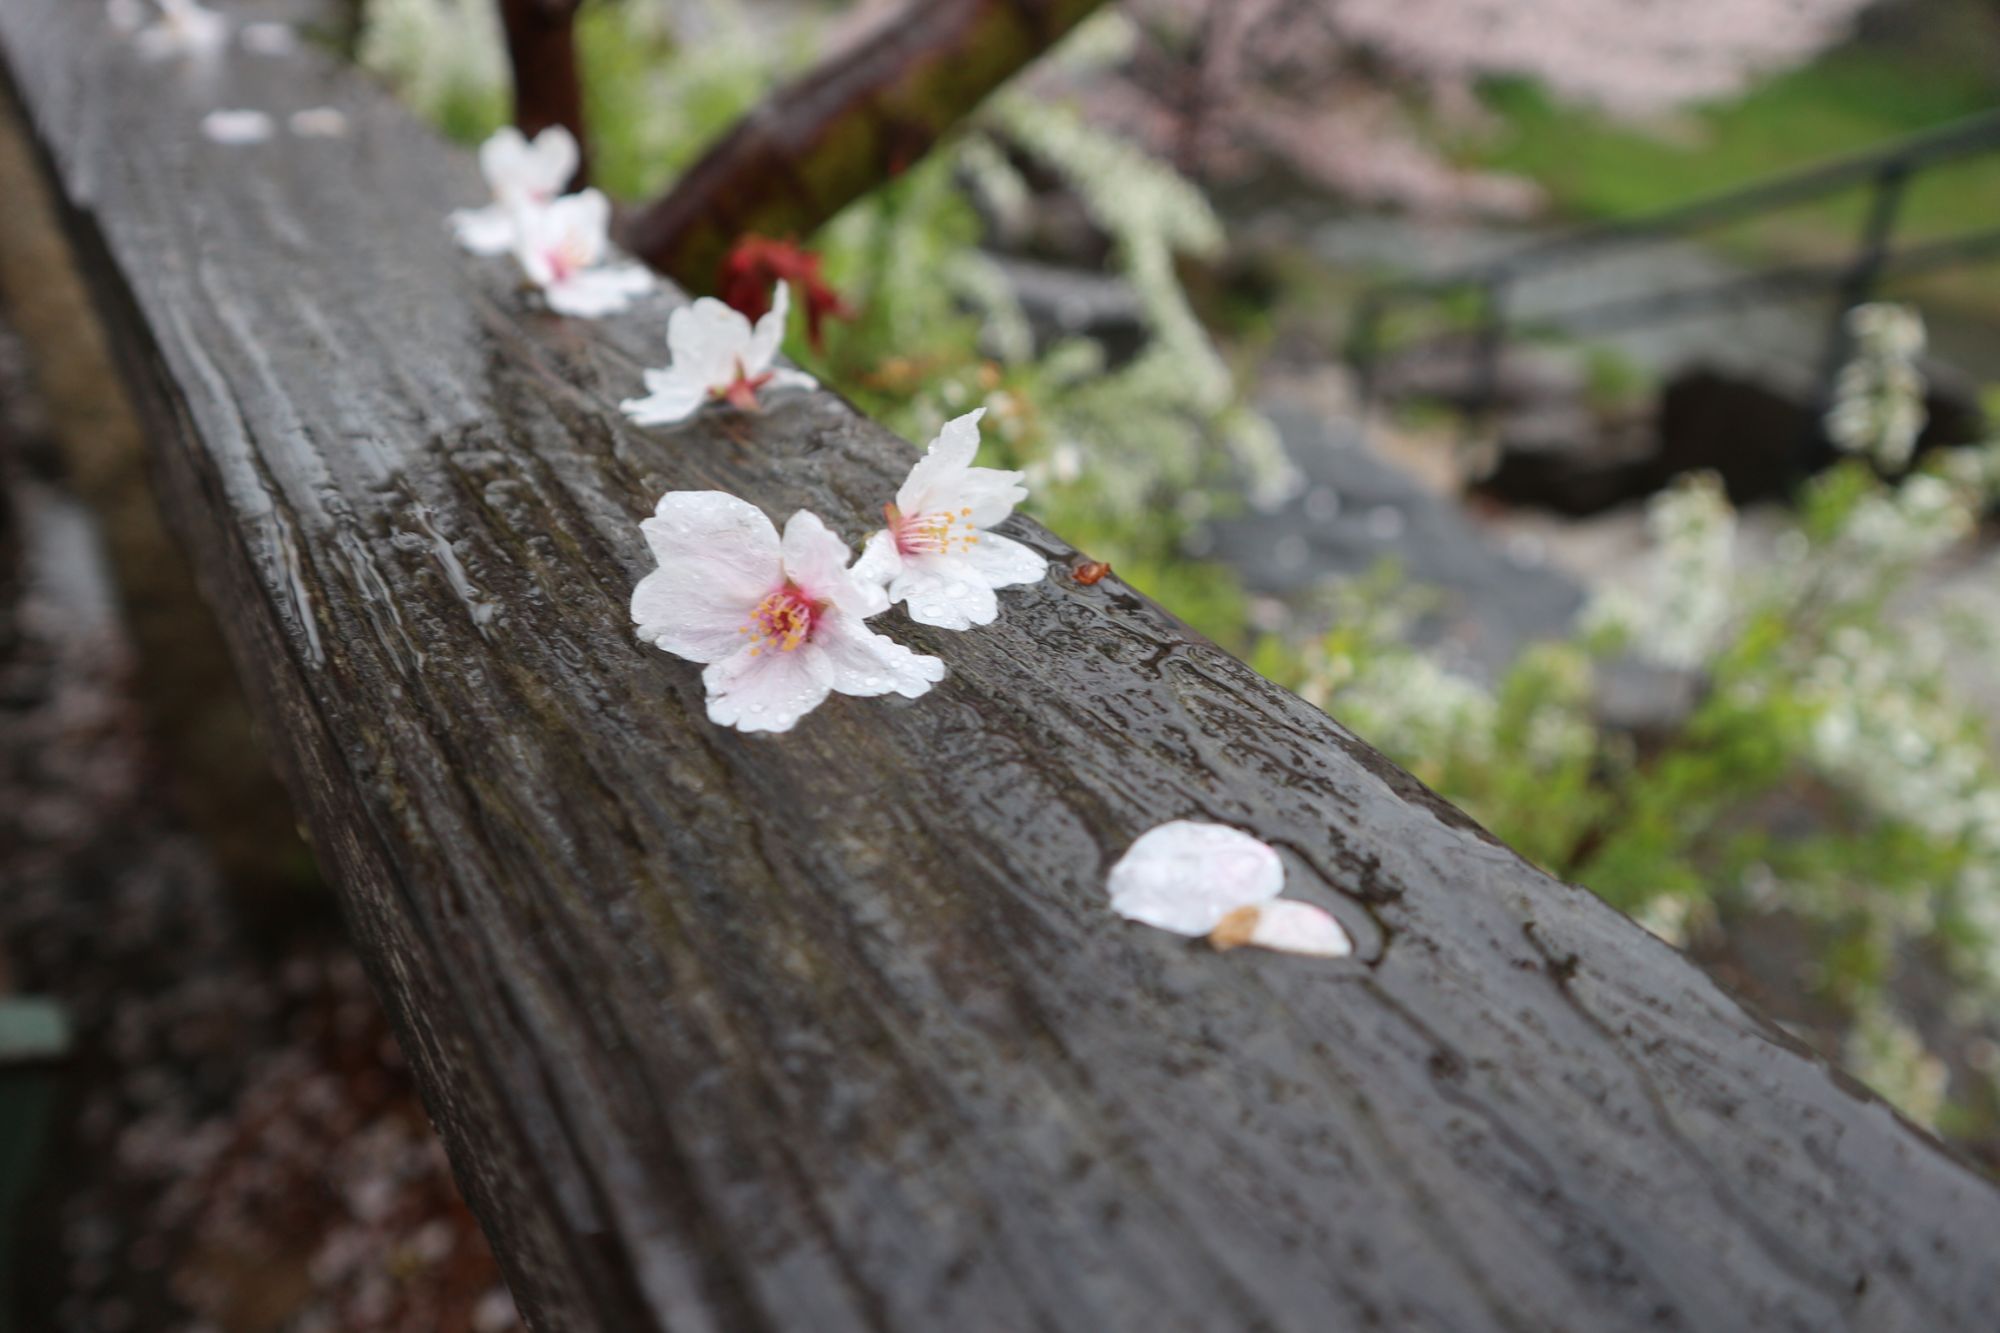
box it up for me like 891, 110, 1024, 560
955, 530, 1045, 591
1221, 900, 1353, 958
812, 611, 945, 700
896, 409, 985, 515
890, 554, 999, 631
780, 511, 883, 618
633, 493, 780, 664
701, 640, 832, 734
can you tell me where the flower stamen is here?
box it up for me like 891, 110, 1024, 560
741, 582, 823, 656
885, 502, 980, 558
714, 358, 777, 412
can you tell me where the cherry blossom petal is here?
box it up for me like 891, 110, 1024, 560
850, 529, 904, 591
479, 127, 534, 190
782, 511, 887, 619
667, 299, 755, 386
894, 410, 1029, 527
545, 264, 651, 318
524, 126, 580, 195
701, 640, 833, 734
812, 612, 946, 699
481, 125, 577, 204
947, 466, 1032, 529
451, 205, 515, 256
744, 282, 791, 373
1107, 821, 1285, 936
1212, 901, 1354, 958
621, 369, 710, 427
201, 110, 275, 145
633, 493, 781, 662
136, 0, 228, 59
547, 190, 611, 266
896, 409, 985, 515
765, 368, 819, 394
890, 556, 1000, 631
955, 530, 1046, 590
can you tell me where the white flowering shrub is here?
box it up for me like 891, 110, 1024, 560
1274, 309, 2000, 1139
1826, 302, 1928, 471
357, 0, 507, 142
1583, 473, 1737, 671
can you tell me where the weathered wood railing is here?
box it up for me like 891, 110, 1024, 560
4, 4, 1998, 1330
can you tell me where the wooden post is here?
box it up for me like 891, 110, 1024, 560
497, 0, 589, 188
623, 0, 1110, 291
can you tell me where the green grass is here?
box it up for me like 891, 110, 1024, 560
1462, 46, 2000, 312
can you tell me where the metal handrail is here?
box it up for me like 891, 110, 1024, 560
1347, 108, 2000, 454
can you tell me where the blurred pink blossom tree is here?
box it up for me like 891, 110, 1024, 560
1094, 0, 1874, 214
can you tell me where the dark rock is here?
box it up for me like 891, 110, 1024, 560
1477, 363, 1988, 516
1208, 402, 1584, 681
985, 253, 1148, 365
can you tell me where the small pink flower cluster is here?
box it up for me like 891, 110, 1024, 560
629, 410, 1043, 735
452, 127, 653, 318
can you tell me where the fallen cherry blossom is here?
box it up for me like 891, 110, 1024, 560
620, 282, 816, 425
452, 125, 579, 256
201, 109, 276, 145
510, 189, 652, 319
1107, 821, 1353, 959
631, 492, 944, 734
851, 409, 1045, 631
133, 0, 228, 60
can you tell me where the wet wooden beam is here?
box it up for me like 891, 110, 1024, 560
3, 3, 1997, 1330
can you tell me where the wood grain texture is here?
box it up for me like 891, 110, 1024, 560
4, 5, 1998, 1330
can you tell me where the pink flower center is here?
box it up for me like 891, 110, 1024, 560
712, 359, 776, 412
542, 233, 592, 286
740, 581, 823, 656
885, 502, 980, 558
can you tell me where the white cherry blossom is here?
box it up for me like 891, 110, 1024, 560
850, 409, 1045, 630
452, 125, 580, 256
133, 0, 229, 60
619, 283, 816, 426
510, 189, 652, 319
631, 492, 945, 734
1107, 820, 1353, 959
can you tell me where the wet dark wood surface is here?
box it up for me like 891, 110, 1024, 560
5, 4, 1999, 1330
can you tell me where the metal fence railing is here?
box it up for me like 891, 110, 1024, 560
1346, 109, 2000, 458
